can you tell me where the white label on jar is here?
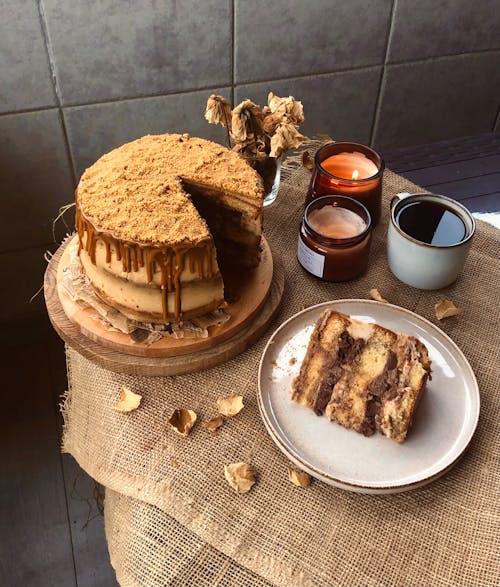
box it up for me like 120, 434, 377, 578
297, 237, 325, 278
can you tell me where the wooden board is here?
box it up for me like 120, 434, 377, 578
44, 238, 284, 376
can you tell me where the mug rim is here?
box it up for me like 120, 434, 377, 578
390, 192, 476, 249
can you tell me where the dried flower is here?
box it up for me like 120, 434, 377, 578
288, 468, 312, 487
224, 463, 257, 494
169, 409, 197, 436
203, 415, 224, 433
435, 300, 462, 320
205, 95, 232, 128
369, 288, 389, 303
268, 92, 305, 126
217, 394, 244, 417
231, 99, 264, 143
113, 386, 142, 412
270, 122, 305, 158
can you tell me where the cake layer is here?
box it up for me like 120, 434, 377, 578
80, 250, 225, 321
292, 310, 431, 443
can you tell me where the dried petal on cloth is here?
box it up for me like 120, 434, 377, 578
301, 150, 314, 170
169, 409, 197, 436
270, 123, 305, 158
113, 386, 142, 412
224, 463, 257, 494
203, 415, 224, 432
267, 92, 305, 125
435, 299, 462, 320
288, 468, 312, 487
217, 395, 244, 417
205, 94, 232, 127
231, 100, 264, 143
369, 288, 389, 303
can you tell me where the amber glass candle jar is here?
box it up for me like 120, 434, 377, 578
297, 195, 372, 281
308, 142, 384, 225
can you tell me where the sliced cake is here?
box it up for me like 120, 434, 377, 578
75, 134, 264, 323
291, 309, 431, 443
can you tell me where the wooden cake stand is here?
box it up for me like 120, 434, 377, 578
44, 237, 284, 376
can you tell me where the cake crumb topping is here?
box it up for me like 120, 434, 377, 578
77, 134, 263, 246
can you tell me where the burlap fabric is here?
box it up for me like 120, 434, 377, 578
62, 142, 500, 587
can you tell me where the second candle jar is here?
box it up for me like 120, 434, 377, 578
308, 142, 384, 225
298, 196, 372, 281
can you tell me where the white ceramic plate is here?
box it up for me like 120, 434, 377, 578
258, 300, 480, 494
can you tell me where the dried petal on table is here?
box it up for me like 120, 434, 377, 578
217, 394, 244, 417
224, 463, 257, 494
435, 299, 462, 320
203, 415, 224, 433
288, 468, 312, 487
169, 409, 197, 436
113, 386, 142, 412
369, 288, 389, 303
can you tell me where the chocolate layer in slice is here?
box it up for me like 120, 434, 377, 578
292, 309, 431, 443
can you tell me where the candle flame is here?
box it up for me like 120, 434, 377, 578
352, 169, 359, 180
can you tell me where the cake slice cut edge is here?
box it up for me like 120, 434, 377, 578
291, 309, 432, 443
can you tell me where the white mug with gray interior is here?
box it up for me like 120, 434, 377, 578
387, 192, 475, 290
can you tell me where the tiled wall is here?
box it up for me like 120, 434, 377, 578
2, 0, 500, 322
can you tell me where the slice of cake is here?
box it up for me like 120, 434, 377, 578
75, 134, 264, 323
291, 309, 431, 443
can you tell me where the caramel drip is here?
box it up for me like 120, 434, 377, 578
76, 209, 216, 320
105, 241, 111, 264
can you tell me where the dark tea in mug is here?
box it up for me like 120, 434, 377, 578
395, 200, 468, 246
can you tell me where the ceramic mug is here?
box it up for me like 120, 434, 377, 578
387, 192, 475, 289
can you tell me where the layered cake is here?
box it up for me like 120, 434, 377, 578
291, 310, 431, 442
75, 134, 264, 323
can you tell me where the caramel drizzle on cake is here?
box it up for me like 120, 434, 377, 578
292, 310, 431, 443
76, 207, 216, 320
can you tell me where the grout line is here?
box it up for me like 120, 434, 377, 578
369, 0, 398, 146
231, 0, 235, 105
0, 105, 59, 117
37, 0, 78, 187
235, 63, 383, 88
388, 46, 500, 67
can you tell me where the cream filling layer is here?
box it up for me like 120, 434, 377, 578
80, 250, 224, 319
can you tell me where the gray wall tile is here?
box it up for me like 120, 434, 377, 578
389, 0, 500, 63
0, 110, 74, 251
42, 0, 231, 105
0, 0, 56, 113
64, 88, 231, 178
0, 245, 52, 322
235, 0, 391, 84
236, 68, 382, 145
374, 53, 500, 149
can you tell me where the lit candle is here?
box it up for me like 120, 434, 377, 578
308, 142, 385, 225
